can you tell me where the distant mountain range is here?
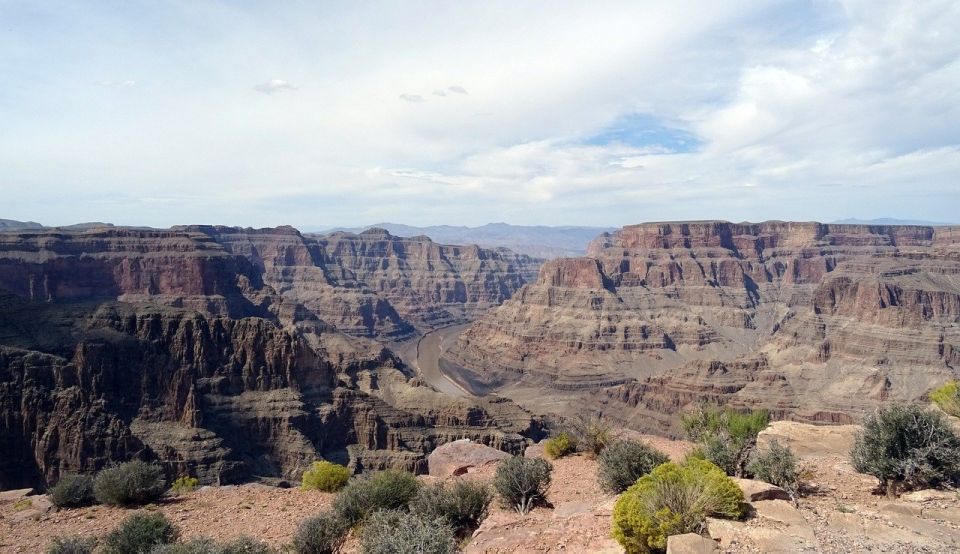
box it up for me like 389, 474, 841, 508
310, 222, 614, 258
830, 217, 956, 226
0, 219, 115, 231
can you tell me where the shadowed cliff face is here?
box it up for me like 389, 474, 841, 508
0, 226, 542, 490
445, 221, 960, 433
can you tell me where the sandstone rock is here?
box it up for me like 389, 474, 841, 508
901, 489, 959, 503
757, 421, 859, 457
666, 533, 718, 554
428, 439, 511, 478
524, 441, 546, 459
734, 478, 791, 502
0, 488, 33, 502
752, 499, 813, 538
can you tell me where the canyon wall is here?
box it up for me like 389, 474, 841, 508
0, 226, 542, 489
445, 221, 960, 433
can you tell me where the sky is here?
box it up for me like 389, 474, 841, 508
1, 0, 958, 228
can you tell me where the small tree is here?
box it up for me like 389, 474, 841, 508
682, 405, 769, 477
747, 440, 801, 499
597, 439, 670, 494
493, 456, 552, 514
851, 403, 960, 497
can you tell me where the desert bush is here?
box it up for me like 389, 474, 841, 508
292, 512, 349, 554
682, 405, 769, 477
302, 461, 350, 492
359, 509, 457, 554
597, 439, 670, 494
931, 381, 960, 418
612, 459, 744, 553
149, 538, 219, 553
493, 456, 552, 514
747, 440, 801, 498
94, 460, 166, 506
851, 403, 960, 497
46, 536, 96, 554
102, 512, 179, 554
217, 536, 274, 554
409, 479, 492, 535
170, 476, 199, 496
569, 415, 614, 458
50, 474, 96, 507
331, 469, 420, 526
543, 432, 577, 459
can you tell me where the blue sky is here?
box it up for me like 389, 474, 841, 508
1, 1, 958, 228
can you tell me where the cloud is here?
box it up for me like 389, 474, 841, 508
447, 85, 468, 94
253, 79, 297, 94
432, 89, 447, 97
399, 93, 425, 103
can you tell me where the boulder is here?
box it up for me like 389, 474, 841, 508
428, 439, 511, 478
901, 489, 958, 503
666, 533, 718, 553
0, 488, 33, 502
734, 478, 791, 502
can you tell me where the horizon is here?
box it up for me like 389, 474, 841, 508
2, 1, 958, 227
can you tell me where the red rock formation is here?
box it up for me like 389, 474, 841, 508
445, 221, 960, 430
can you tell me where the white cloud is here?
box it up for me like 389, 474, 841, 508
253, 79, 297, 94
1, 1, 958, 228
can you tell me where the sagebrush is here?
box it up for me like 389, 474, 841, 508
493, 456, 552, 514
682, 405, 769, 477
49, 474, 95, 508
292, 512, 348, 554
46, 536, 96, 554
851, 403, 960, 497
747, 440, 801, 498
101, 512, 179, 554
569, 415, 613, 458
409, 479, 492, 536
94, 460, 166, 506
331, 469, 420, 526
359, 509, 457, 554
597, 439, 670, 494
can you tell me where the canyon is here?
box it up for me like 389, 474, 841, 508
0, 225, 542, 490
445, 221, 960, 434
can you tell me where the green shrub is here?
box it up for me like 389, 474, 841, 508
170, 476, 199, 496
569, 415, 613, 458
13, 498, 32, 511
102, 512, 179, 554
747, 440, 801, 498
681, 405, 769, 477
217, 536, 274, 554
493, 456, 552, 514
46, 536, 96, 554
597, 440, 670, 494
302, 461, 350, 492
94, 460, 167, 506
931, 381, 960, 417
851, 403, 960, 497
331, 469, 420, 526
409, 479, 492, 536
292, 512, 349, 554
612, 459, 744, 553
543, 432, 577, 459
359, 509, 456, 554
49, 474, 96, 508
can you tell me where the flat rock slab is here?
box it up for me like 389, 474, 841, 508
752, 499, 813, 537
901, 489, 958, 503
0, 488, 34, 502
666, 533, 718, 554
524, 441, 546, 459
734, 478, 791, 502
428, 439, 510, 478
757, 421, 858, 457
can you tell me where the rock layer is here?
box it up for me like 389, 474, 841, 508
445, 221, 960, 432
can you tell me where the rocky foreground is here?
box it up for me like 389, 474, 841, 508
446, 221, 960, 434
4, 422, 960, 553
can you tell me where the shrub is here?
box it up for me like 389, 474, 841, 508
681, 405, 769, 477
359, 509, 456, 554
409, 479, 492, 535
12, 498, 32, 511
931, 381, 960, 418
102, 512, 179, 554
292, 512, 349, 554
46, 536, 96, 554
569, 415, 614, 458
302, 461, 350, 492
94, 460, 166, 506
50, 474, 96, 508
612, 459, 744, 553
170, 476, 199, 496
747, 440, 801, 498
851, 403, 960, 497
543, 432, 577, 459
493, 456, 552, 514
331, 469, 420, 526
597, 439, 670, 494
217, 536, 274, 554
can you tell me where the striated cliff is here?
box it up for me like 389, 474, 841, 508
0, 226, 542, 490
445, 221, 960, 432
